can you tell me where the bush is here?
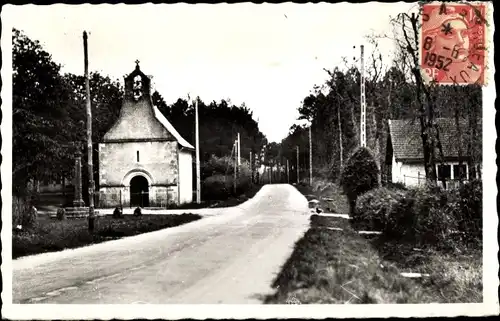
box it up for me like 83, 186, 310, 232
386, 181, 408, 191
201, 155, 236, 178
453, 180, 482, 243
340, 147, 380, 214
385, 187, 458, 246
202, 174, 233, 200
354, 187, 406, 231
113, 207, 123, 219
355, 185, 466, 250
133, 207, 142, 216
202, 161, 253, 200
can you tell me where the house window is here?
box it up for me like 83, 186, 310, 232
437, 164, 451, 181
137, 151, 140, 162
453, 164, 467, 180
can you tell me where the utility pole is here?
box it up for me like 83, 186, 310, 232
360, 44, 366, 147
286, 159, 290, 184
237, 133, 241, 167
309, 125, 313, 186
249, 151, 253, 185
269, 161, 272, 184
195, 98, 201, 203
83, 31, 95, 232
233, 141, 237, 194
296, 146, 300, 184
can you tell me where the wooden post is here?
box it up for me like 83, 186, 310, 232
83, 31, 95, 231
237, 133, 241, 167
286, 159, 290, 184
249, 151, 253, 185
233, 141, 237, 194
338, 107, 343, 168
309, 125, 313, 186
360, 44, 366, 147
195, 99, 201, 204
296, 146, 300, 184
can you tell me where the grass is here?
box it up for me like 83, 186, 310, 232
169, 184, 263, 210
265, 178, 482, 304
12, 213, 201, 259
295, 179, 350, 214
373, 238, 483, 303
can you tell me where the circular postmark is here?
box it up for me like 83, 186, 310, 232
420, 1, 488, 86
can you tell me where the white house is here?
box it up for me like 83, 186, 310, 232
98, 63, 195, 208
386, 118, 481, 188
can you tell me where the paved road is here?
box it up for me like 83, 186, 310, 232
12, 184, 310, 304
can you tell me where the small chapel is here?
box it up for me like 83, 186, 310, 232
98, 62, 195, 208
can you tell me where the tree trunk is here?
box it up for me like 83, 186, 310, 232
454, 101, 464, 185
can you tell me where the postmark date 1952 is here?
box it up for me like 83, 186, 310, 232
420, 2, 487, 85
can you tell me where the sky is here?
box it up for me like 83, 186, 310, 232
5, 3, 415, 142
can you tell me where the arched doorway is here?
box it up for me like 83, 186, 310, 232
130, 175, 149, 207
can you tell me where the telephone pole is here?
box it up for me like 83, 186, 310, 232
338, 107, 343, 168
195, 98, 201, 203
309, 125, 313, 186
233, 141, 237, 194
296, 146, 300, 184
83, 31, 95, 231
360, 44, 366, 147
237, 133, 241, 167
249, 151, 253, 185
286, 159, 290, 184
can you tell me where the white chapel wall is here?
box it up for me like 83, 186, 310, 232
99, 141, 178, 187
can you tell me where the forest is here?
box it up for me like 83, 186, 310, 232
12, 28, 266, 201
279, 13, 482, 184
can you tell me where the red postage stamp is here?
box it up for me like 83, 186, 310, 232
420, 2, 488, 85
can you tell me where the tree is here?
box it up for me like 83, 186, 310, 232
340, 147, 380, 214
391, 12, 441, 183
63, 72, 123, 203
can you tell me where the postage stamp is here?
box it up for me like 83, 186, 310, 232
420, 1, 488, 85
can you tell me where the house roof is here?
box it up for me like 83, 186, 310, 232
153, 105, 195, 150
388, 118, 472, 161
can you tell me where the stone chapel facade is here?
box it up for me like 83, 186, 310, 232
98, 63, 194, 208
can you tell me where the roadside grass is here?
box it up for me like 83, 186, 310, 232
295, 179, 350, 214
373, 238, 483, 303
12, 214, 201, 259
265, 226, 434, 304
266, 179, 482, 303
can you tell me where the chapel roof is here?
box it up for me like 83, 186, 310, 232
122, 62, 194, 150
153, 105, 195, 150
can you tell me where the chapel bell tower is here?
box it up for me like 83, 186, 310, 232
124, 60, 151, 102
